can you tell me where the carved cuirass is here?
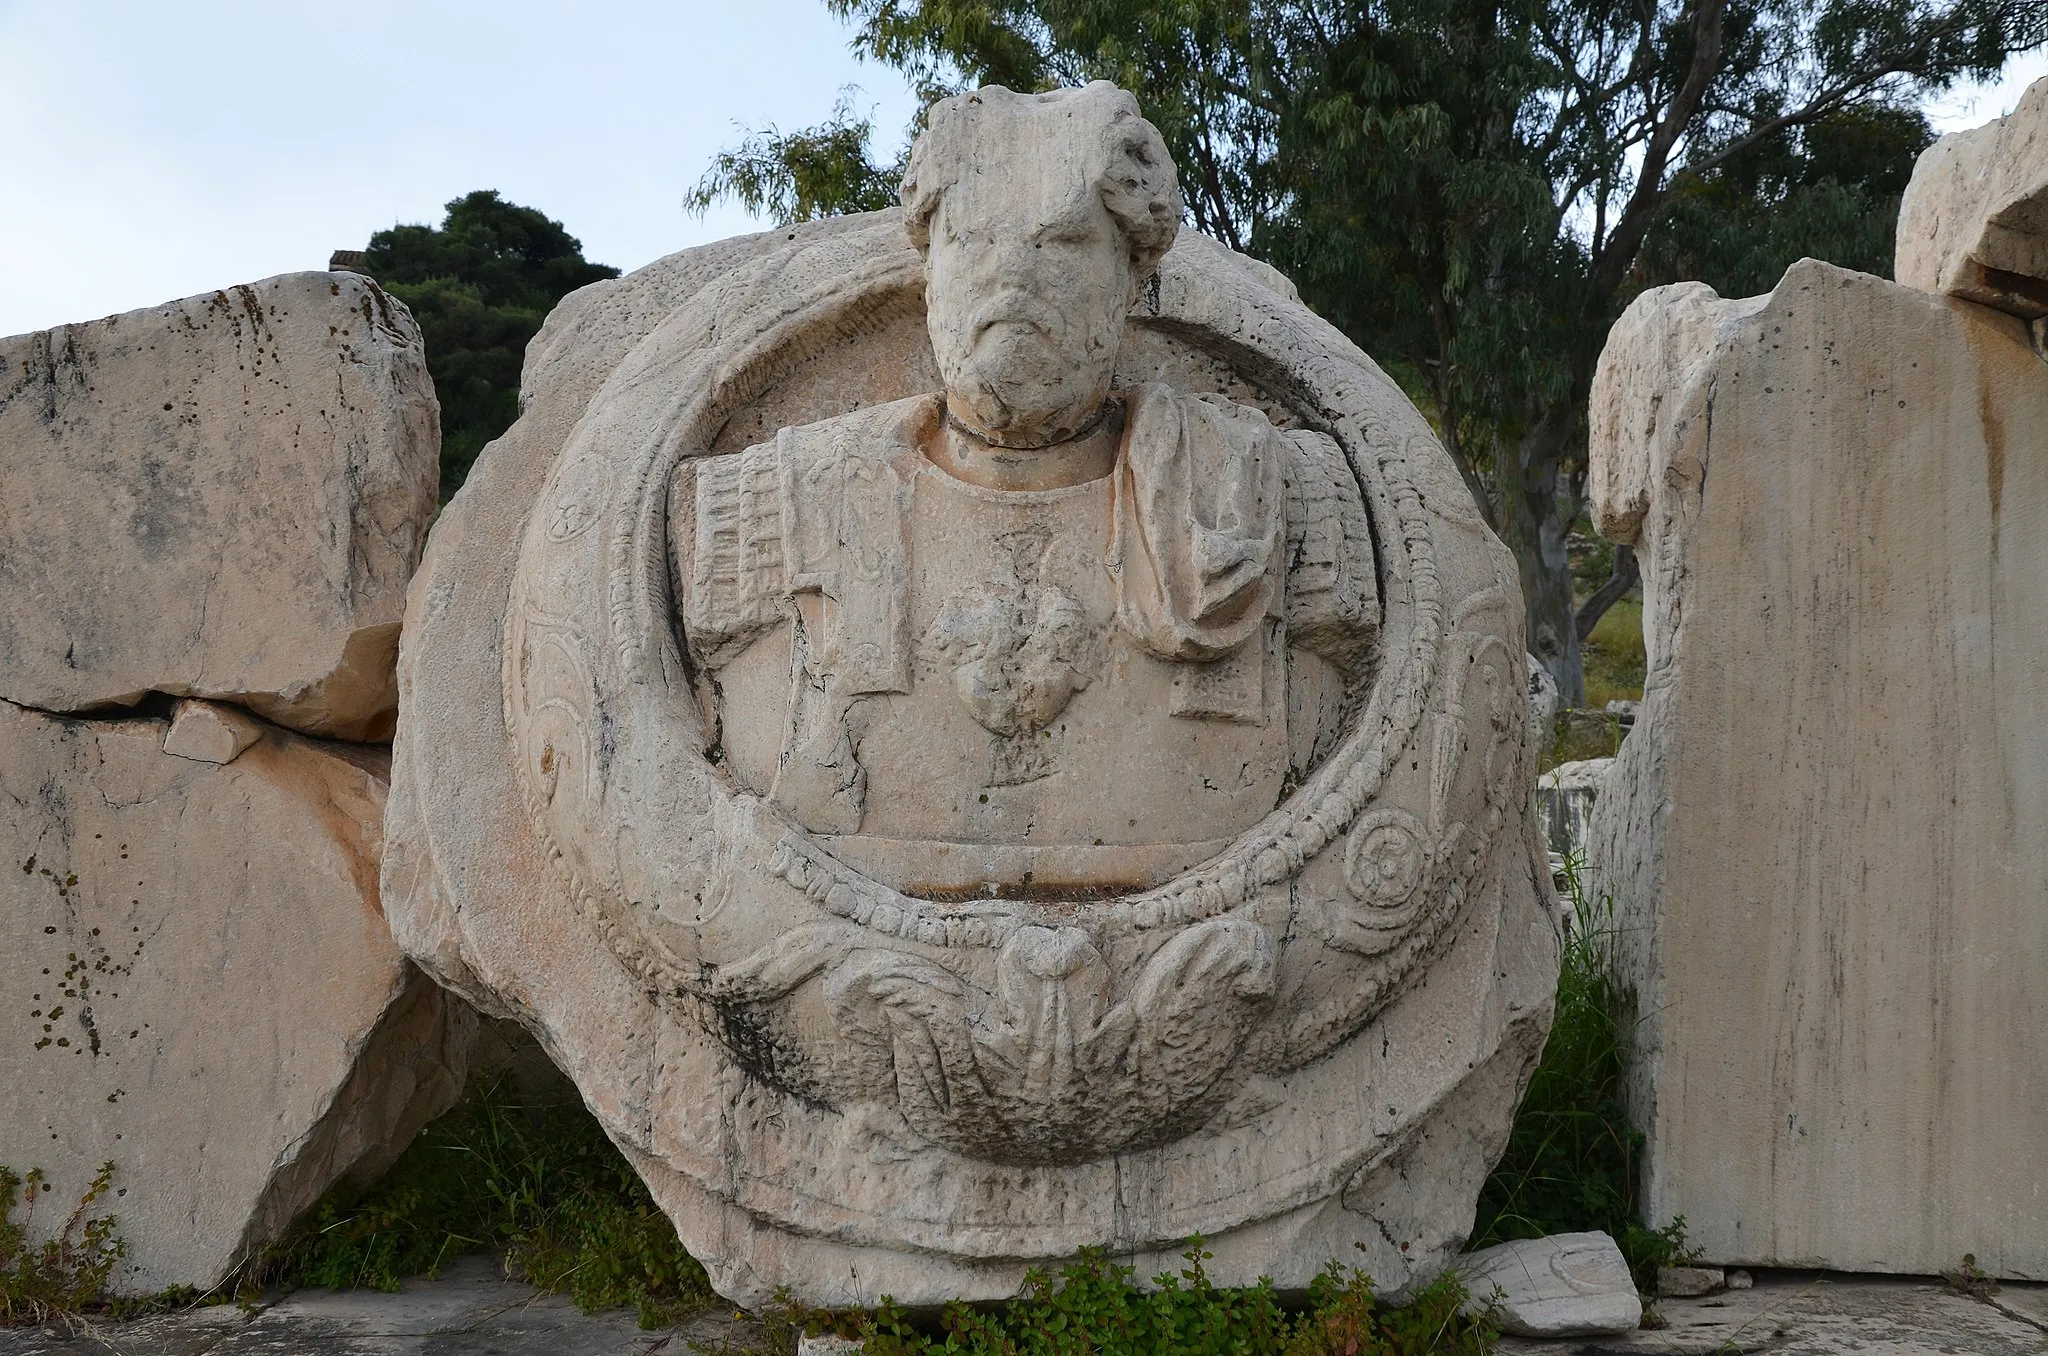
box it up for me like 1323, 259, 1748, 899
670, 386, 1377, 879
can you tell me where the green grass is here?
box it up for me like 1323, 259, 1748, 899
1542, 712, 1626, 770
1541, 591, 1646, 770
1470, 854, 1688, 1288
261, 1075, 711, 1329
799, 1247, 1496, 1356
1581, 599, 1646, 711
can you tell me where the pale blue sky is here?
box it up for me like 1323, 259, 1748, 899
0, 1, 2041, 339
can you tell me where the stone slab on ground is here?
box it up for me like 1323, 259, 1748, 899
0, 271, 439, 740
0, 700, 471, 1294
1585, 260, 2048, 1277
0, 1256, 764, 1356
1500, 1272, 2048, 1355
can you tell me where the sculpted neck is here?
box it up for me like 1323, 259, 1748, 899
927, 398, 1123, 491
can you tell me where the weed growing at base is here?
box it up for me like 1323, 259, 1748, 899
1469, 852, 1689, 1285
789, 1246, 1497, 1356
264, 1076, 710, 1328
0, 1162, 123, 1327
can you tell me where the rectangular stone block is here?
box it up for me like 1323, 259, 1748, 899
1588, 260, 2048, 1278
0, 699, 471, 1292
0, 273, 439, 740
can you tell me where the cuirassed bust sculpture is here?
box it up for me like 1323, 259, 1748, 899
385, 82, 1560, 1306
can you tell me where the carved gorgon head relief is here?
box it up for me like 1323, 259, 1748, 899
499, 81, 1535, 1168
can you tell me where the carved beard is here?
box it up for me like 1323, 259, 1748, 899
946, 330, 1115, 447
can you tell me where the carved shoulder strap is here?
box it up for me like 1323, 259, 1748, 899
1283, 429, 1381, 673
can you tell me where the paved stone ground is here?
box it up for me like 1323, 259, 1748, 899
0, 1255, 769, 1355
1505, 1271, 2048, 1355
4, 1262, 2044, 1354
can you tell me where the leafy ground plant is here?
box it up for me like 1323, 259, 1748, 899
1469, 854, 1689, 1286
796, 1245, 1498, 1356
0, 1162, 124, 1327
262, 1075, 710, 1328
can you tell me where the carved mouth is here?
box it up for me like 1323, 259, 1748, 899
970, 295, 1063, 342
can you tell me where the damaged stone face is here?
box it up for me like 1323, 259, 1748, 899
0, 700, 472, 1293
386, 82, 1558, 1307
0, 272, 440, 740
1587, 259, 2048, 1279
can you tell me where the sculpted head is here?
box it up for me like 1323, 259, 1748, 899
903, 82, 1181, 448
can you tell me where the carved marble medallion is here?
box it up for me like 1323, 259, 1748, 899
387, 81, 1559, 1308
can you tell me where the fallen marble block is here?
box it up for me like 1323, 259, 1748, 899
1587, 259, 2048, 1276
1460, 1231, 1641, 1337
1896, 75, 2048, 319
0, 272, 439, 740
0, 699, 472, 1292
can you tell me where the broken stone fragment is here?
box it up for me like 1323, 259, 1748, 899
1896, 75, 2048, 319
161, 698, 264, 765
1459, 1232, 1642, 1337
0, 698, 473, 1293
1657, 1264, 1726, 1298
0, 272, 440, 740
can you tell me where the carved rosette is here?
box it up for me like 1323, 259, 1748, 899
502, 235, 1529, 1169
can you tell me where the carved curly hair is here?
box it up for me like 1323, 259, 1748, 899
901, 81, 1182, 273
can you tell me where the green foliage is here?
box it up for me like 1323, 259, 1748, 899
1638, 102, 1936, 297
360, 191, 619, 498
1471, 857, 1690, 1288
1, 1163, 124, 1327
687, 89, 905, 225
264, 1077, 710, 1329
801, 1246, 1498, 1356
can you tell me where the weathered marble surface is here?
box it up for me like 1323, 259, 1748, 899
387, 83, 1557, 1306
0, 272, 439, 740
1896, 74, 2048, 320
1587, 259, 2048, 1278
0, 700, 472, 1292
